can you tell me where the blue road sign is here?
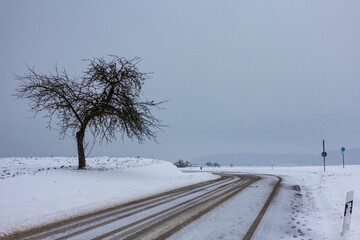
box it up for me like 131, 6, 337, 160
341, 147, 346, 152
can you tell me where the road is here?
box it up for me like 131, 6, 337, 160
4, 173, 281, 240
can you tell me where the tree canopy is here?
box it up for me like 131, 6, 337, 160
15, 55, 166, 169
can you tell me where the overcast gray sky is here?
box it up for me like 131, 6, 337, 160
1, 0, 360, 162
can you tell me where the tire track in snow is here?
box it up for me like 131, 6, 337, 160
3, 173, 282, 240
2, 175, 238, 239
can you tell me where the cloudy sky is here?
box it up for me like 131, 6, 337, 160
1, 0, 360, 162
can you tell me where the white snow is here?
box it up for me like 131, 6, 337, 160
169, 175, 279, 240
1, 157, 359, 239
0, 157, 218, 236
198, 165, 360, 240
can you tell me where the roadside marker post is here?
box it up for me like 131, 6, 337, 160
342, 191, 354, 236
341, 147, 346, 168
321, 140, 327, 172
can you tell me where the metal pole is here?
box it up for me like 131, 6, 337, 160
342, 152, 345, 168
323, 140, 326, 172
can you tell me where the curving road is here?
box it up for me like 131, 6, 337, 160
4, 173, 280, 240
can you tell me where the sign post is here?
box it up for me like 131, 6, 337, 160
342, 191, 354, 236
321, 140, 327, 172
341, 147, 346, 168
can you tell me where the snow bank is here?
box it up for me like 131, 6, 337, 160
0, 157, 218, 236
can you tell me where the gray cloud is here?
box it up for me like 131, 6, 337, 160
1, 0, 360, 162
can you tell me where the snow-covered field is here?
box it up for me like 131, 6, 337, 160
200, 165, 360, 240
0, 157, 218, 237
1, 157, 359, 239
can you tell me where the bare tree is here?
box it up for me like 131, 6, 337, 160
173, 159, 191, 168
15, 56, 166, 169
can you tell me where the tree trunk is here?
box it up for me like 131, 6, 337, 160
76, 129, 86, 169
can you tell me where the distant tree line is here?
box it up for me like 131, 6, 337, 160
173, 160, 221, 168
173, 159, 191, 168
205, 162, 220, 167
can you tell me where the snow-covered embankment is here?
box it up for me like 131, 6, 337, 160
0, 157, 218, 236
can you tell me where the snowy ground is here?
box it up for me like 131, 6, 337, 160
198, 165, 360, 240
0, 157, 218, 237
1, 158, 359, 239
169, 174, 279, 240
